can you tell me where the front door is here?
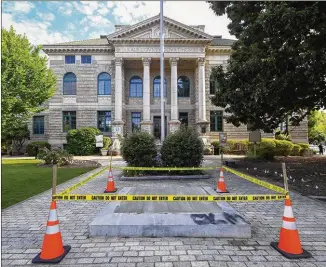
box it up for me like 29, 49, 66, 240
153, 116, 167, 140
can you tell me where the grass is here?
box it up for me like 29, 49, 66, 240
1, 159, 96, 209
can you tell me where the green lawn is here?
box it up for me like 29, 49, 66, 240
1, 159, 96, 208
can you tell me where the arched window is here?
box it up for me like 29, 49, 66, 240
129, 76, 143, 97
98, 72, 111, 95
177, 76, 190, 97
153, 76, 167, 97
63, 72, 77, 95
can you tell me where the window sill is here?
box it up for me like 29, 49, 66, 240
129, 96, 143, 98
98, 94, 111, 96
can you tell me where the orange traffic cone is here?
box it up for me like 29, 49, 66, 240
104, 167, 117, 193
271, 196, 311, 259
215, 167, 228, 193
32, 201, 70, 264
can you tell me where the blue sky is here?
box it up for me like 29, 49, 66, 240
2, 1, 233, 45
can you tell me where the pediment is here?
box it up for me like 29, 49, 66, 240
107, 15, 213, 40
126, 25, 203, 39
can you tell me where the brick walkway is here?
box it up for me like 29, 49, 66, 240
2, 160, 326, 267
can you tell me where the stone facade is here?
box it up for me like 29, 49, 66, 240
29, 15, 308, 148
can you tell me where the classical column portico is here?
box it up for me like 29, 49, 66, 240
141, 58, 152, 133
197, 57, 209, 132
169, 57, 181, 133
113, 58, 124, 136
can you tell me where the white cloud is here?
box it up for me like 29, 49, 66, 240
81, 15, 113, 30
6, 1, 35, 14
38, 12, 55, 22
2, 13, 72, 45
58, 3, 73, 16
73, 1, 99, 16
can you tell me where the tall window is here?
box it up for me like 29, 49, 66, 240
98, 72, 111, 95
179, 112, 188, 126
131, 112, 141, 132
129, 76, 143, 97
63, 111, 76, 132
210, 73, 220, 95
81, 55, 92, 64
98, 111, 111, 132
65, 55, 75, 64
33, 116, 44, 134
210, 111, 223, 132
63, 73, 77, 95
153, 76, 167, 97
177, 76, 190, 97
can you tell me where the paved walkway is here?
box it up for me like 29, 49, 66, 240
2, 160, 326, 267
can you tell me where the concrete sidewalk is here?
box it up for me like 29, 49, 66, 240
2, 160, 326, 266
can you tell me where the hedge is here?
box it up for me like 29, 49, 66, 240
26, 141, 51, 157
66, 127, 101, 155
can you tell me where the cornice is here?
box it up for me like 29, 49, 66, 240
207, 46, 232, 52
109, 38, 212, 44
42, 46, 112, 53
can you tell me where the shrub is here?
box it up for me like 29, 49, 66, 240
66, 127, 101, 155
211, 140, 248, 155
103, 137, 112, 150
291, 144, 302, 156
249, 138, 277, 160
274, 140, 294, 156
121, 131, 157, 167
37, 147, 73, 166
204, 147, 213, 155
160, 126, 204, 167
26, 141, 51, 157
275, 132, 292, 141
297, 143, 310, 156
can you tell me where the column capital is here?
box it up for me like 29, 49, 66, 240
115, 58, 124, 66
197, 57, 205, 66
169, 57, 179, 66
142, 57, 151, 66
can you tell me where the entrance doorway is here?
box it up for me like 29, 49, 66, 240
153, 116, 167, 140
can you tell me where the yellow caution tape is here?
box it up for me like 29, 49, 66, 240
120, 166, 217, 171
223, 166, 288, 194
53, 194, 287, 202
57, 167, 108, 195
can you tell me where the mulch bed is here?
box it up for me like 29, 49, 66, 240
39, 160, 101, 169
231, 156, 326, 196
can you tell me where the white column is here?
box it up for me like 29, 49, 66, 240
114, 58, 123, 122
170, 58, 179, 121
142, 58, 151, 121
197, 57, 207, 122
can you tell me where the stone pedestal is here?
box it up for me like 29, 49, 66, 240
141, 120, 152, 134
168, 120, 181, 133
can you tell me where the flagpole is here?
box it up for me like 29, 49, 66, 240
160, 0, 165, 142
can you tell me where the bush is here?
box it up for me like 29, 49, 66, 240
275, 131, 292, 141
103, 137, 112, 150
66, 127, 101, 155
291, 144, 302, 156
26, 141, 51, 157
160, 126, 204, 167
37, 147, 73, 166
274, 140, 294, 156
121, 131, 157, 167
249, 138, 277, 160
297, 143, 310, 156
211, 140, 248, 155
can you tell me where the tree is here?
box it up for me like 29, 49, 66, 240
308, 110, 326, 143
208, 2, 326, 132
1, 26, 56, 136
2, 124, 30, 155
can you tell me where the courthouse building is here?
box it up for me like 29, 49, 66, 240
30, 15, 308, 148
